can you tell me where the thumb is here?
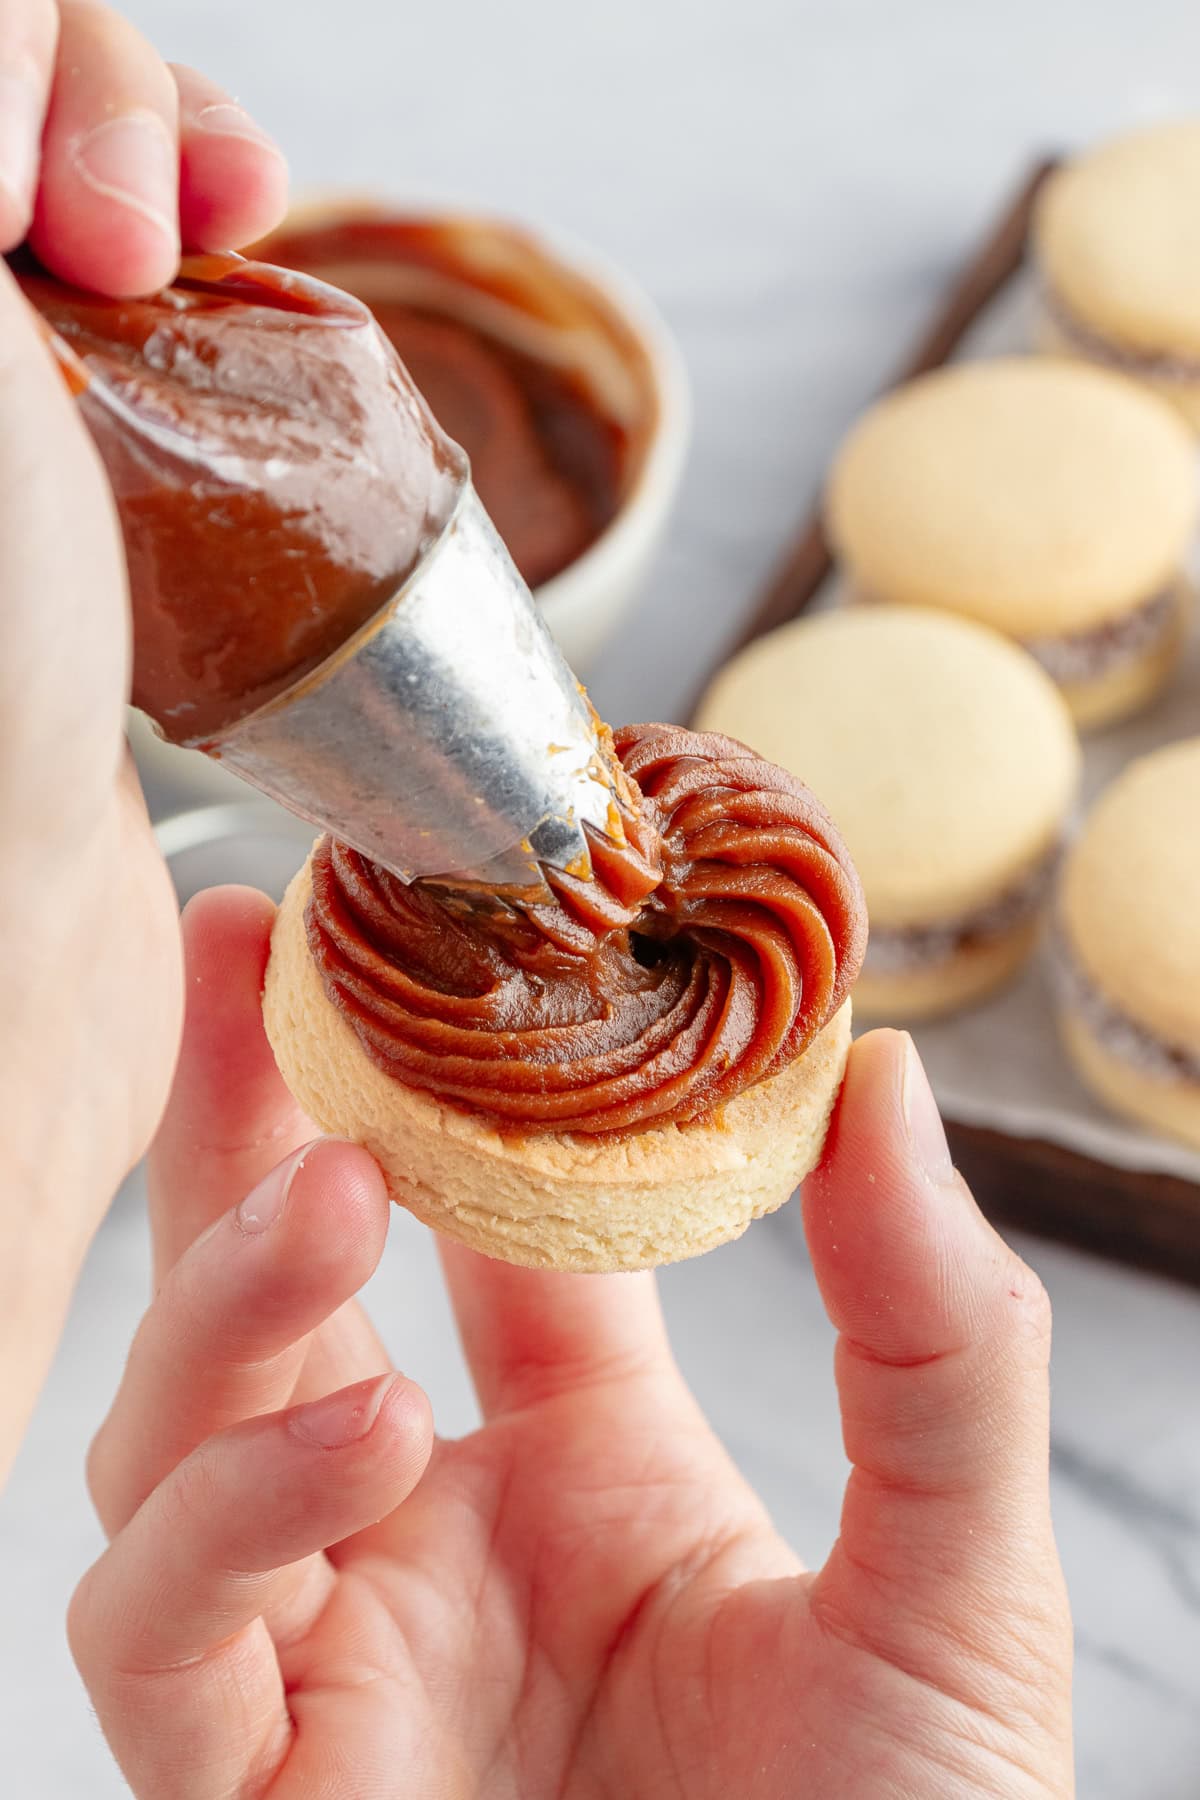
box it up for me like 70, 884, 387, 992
803, 1030, 1072, 1723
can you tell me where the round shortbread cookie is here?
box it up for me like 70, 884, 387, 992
854, 921, 1039, 1024
1060, 1011, 1200, 1153
1034, 121, 1200, 361
825, 358, 1197, 639
264, 860, 853, 1273
1060, 737, 1200, 1061
696, 605, 1079, 932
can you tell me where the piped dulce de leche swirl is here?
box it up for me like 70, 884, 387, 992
305, 724, 867, 1135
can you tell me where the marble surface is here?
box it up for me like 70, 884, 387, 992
4, 1, 1200, 1793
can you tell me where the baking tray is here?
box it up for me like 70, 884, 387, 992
690, 159, 1200, 1287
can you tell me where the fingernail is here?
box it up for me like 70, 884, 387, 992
0, 66, 44, 225
71, 111, 179, 244
192, 101, 285, 157
235, 1139, 319, 1235
290, 1374, 395, 1449
901, 1033, 955, 1185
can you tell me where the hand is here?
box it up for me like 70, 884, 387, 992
71, 886, 1074, 1799
0, 3, 288, 1482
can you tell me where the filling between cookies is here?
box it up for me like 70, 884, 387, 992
849, 585, 1181, 687
864, 850, 1058, 979
1050, 930, 1200, 1087
1019, 585, 1181, 686
1041, 284, 1200, 384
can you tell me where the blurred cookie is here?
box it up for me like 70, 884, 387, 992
696, 606, 1081, 1021
1055, 738, 1200, 1150
1034, 121, 1200, 430
826, 358, 1197, 728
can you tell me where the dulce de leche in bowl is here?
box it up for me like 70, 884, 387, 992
255, 201, 689, 670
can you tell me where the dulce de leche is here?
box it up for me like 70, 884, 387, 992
258, 213, 632, 590
15, 251, 463, 744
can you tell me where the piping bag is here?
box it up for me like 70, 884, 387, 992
14, 250, 629, 892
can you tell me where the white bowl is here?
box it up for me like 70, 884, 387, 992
260, 199, 691, 670
131, 200, 690, 815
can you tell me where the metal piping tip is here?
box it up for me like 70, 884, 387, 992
208, 484, 624, 888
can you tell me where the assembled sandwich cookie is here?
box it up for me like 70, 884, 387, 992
1054, 738, 1200, 1151
266, 722, 868, 1271
1034, 121, 1200, 430
826, 357, 1197, 728
696, 606, 1080, 1022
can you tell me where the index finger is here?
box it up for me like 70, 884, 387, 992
172, 62, 288, 252
29, 0, 180, 295
70, 1373, 432, 1800
0, 0, 58, 248
147, 885, 312, 1280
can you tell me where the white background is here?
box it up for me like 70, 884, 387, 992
3, 3, 1200, 1794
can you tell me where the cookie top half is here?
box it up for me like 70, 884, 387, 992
1061, 736, 1200, 1056
1035, 121, 1200, 358
696, 605, 1080, 928
826, 359, 1197, 636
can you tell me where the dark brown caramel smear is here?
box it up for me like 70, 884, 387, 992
261, 216, 626, 588
369, 306, 620, 587
14, 252, 461, 743
307, 724, 868, 1136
